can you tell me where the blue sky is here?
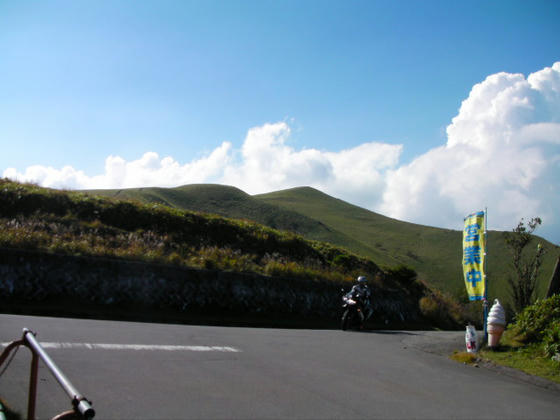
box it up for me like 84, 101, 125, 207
1, 0, 559, 243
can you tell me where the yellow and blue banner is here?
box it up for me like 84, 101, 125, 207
463, 211, 486, 301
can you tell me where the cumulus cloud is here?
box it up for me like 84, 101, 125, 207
4, 143, 233, 190
3, 121, 401, 209
222, 122, 401, 208
3, 62, 560, 243
378, 62, 560, 243
3, 165, 91, 190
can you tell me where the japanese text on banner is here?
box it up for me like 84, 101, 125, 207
463, 211, 486, 301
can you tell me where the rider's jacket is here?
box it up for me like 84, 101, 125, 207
350, 283, 371, 304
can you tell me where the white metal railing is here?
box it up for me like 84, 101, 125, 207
0, 328, 95, 420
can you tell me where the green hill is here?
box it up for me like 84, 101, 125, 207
85, 184, 370, 261
256, 187, 558, 300
85, 184, 559, 303
5, 179, 437, 329
0, 180, 378, 285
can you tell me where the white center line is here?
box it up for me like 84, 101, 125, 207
1, 342, 241, 352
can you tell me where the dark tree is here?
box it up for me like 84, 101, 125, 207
504, 217, 545, 313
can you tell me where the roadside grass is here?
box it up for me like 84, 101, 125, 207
449, 296, 560, 383
0, 179, 380, 286
479, 331, 560, 384
449, 334, 560, 384
0, 215, 356, 285
450, 351, 478, 365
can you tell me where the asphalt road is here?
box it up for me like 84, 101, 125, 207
1, 314, 558, 419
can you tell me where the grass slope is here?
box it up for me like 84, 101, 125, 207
84, 184, 559, 303
255, 187, 559, 301
4, 179, 450, 329
85, 184, 371, 262
256, 188, 462, 291
0, 180, 380, 286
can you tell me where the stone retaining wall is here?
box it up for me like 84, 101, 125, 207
0, 248, 422, 326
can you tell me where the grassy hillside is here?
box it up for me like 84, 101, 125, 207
1, 180, 382, 287
257, 187, 464, 288
7, 179, 467, 329
256, 187, 559, 302
84, 183, 558, 305
85, 184, 373, 263
86, 184, 331, 233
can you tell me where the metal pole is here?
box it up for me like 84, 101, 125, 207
483, 207, 488, 343
22, 329, 95, 419
27, 352, 38, 420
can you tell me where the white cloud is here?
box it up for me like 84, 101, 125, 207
3, 143, 233, 190
221, 122, 401, 207
3, 165, 91, 190
3, 62, 560, 243
3, 121, 401, 209
378, 62, 560, 243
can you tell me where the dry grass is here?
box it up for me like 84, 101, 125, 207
450, 351, 478, 365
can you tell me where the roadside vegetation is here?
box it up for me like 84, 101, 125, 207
503, 217, 547, 313
450, 351, 478, 365
1, 179, 483, 328
2, 178, 558, 387
449, 295, 559, 383
0, 179, 527, 330
476, 295, 560, 383
0, 179, 380, 285
87, 183, 559, 306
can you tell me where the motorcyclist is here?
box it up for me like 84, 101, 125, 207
349, 275, 373, 321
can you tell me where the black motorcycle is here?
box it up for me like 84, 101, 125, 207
340, 289, 367, 331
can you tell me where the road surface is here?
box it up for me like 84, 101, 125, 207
1, 314, 558, 419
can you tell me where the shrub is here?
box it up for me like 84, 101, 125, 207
385, 264, 417, 286
543, 321, 560, 358
168, 252, 183, 265
510, 294, 560, 343
332, 254, 351, 268
419, 288, 464, 329
419, 296, 439, 320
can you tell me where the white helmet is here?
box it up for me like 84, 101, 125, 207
357, 275, 367, 283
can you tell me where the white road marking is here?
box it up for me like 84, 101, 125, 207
1, 342, 241, 352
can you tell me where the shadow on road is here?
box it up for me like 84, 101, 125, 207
343, 329, 418, 336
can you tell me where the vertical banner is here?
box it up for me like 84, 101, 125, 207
463, 211, 486, 301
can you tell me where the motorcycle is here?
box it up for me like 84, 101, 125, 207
340, 289, 367, 331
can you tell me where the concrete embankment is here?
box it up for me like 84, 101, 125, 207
0, 247, 423, 328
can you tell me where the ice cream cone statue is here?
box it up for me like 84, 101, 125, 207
487, 299, 506, 348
